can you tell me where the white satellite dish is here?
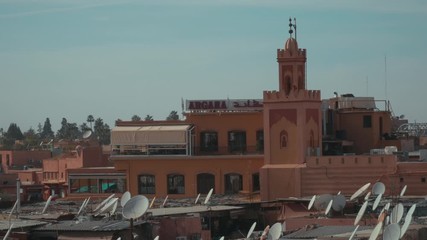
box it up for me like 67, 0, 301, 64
2, 223, 14, 240
8, 199, 19, 220
354, 201, 368, 226
82, 130, 92, 139
325, 199, 333, 215
390, 203, 404, 224
337, 191, 341, 195
94, 194, 115, 212
96, 197, 118, 216
400, 185, 407, 197
268, 222, 282, 240
218, 237, 224, 240
384, 202, 391, 211
110, 199, 118, 215
406, 204, 416, 221
368, 222, 382, 240
162, 195, 168, 207
371, 182, 386, 195
121, 191, 131, 207
42, 195, 53, 214
332, 194, 346, 212
195, 193, 201, 204
154, 236, 159, 240
246, 222, 257, 239
122, 195, 149, 219
204, 188, 214, 205
400, 216, 412, 238
348, 225, 359, 240
149, 197, 156, 208
364, 192, 372, 201
77, 198, 88, 216
83, 197, 91, 209
313, 194, 333, 211
308, 195, 316, 210
383, 223, 400, 240
350, 183, 371, 201
372, 193, 382, 211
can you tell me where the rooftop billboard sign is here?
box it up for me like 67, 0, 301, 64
185, 99, 263, 112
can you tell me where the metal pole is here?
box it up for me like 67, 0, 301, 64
16, 178, 21, 214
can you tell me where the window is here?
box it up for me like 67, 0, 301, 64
363, 115, 372, 128
256, 130, 264, 152
139, 175, 156, 194
280, 130, 288, 148
167, 174, 185, 194
197, 173, 215, 194
252, 173, 260, 192
0, 154, 2, 163
228, 131, 246, 153
224, 173, 242, 194
69, 178, 126, 194
200, 132, 218, 152
400, 177, 404, 183
422, 177, 426, 183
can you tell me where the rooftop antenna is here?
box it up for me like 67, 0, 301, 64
384, 55, 388, 101
293, 18, 297, 41
288, 18, 294, 38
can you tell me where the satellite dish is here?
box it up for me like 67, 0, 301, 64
337, 191, 341, 195
332, 194, 346, 212
149, 197, 156, 208
372, 193, 382, 211
371, 182, 386, 195
82, 130, 92, 139
42, 195, 53, 214
308, 195, 316, 210
354, 201, 368, 225
246, 222, 257, 239
268, 222, 282, 240
313, 194, 333, 211
94, 194, 115, 212
122, 195, 149, 219
195, 193, 201, 204
83, 197, 91, 209
162, 195, 168, 207
8, 199, 19, 220
350, 183, 371, 201
406, 204, 416, 221
384, 202, 391, 211
348, 225, 359, 240
96, 198, 118, 216
121, 191, 131, 207
400, 185, 407, 197
368, 222, 382, 240
364, 192, 372, 201
400, 216, 412, 238
2, 223, 14, 240
154, 236, 159, 240
110, 199, 118, 215
77, 198, 88, 216
383, 223, 400, 240
390, 203, 404, 224
204, 188, 214, 205
219, 237, 224, 240
325, 199, 333, 215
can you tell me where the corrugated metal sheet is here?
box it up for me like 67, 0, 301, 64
283, 225, 372, 239
32, 219, 146, 232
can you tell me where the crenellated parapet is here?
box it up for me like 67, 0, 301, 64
263, 89, 320, 102
277, 48, 306, 59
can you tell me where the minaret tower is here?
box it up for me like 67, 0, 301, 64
260, 18, 322, 200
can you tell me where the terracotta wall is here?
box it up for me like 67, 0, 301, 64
114, 155, 263, 198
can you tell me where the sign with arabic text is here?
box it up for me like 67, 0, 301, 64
186, 99, 263, 111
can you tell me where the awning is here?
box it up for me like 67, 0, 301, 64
111, 125, 191, 145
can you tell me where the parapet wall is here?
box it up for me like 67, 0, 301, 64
263, 89, 321, 102
277, 48, 306, 58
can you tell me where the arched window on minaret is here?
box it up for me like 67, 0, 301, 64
285, 76, 292, 95
280, 130, 288, 148
298, 74, 304, 90
309, 130, 315, 148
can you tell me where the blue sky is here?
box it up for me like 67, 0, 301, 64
1, 0, 426, 132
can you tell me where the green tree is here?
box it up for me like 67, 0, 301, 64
3, 123, 24, 149
144, 115, 154, 121
41, 118, 54, 139
57, 118, 80, 140
166, 110, 179, 120
87, 115, 95, 130
131, 115, 141, 121
94, 118, 111, 145
23, 127, 39, 149
80, 123, 91, 132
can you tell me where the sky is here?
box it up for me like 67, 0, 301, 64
0, 0, 426, 132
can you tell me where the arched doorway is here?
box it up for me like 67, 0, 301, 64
197, 173, 215, 194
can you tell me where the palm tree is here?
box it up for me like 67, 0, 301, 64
87, 115, 95, 130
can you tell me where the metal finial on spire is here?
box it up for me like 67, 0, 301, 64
288, 18, 294, 36
293, 18, 297, 41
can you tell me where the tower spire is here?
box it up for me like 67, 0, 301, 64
288, 17, 297, 39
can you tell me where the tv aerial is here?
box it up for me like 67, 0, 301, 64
246, 221, 256, 239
